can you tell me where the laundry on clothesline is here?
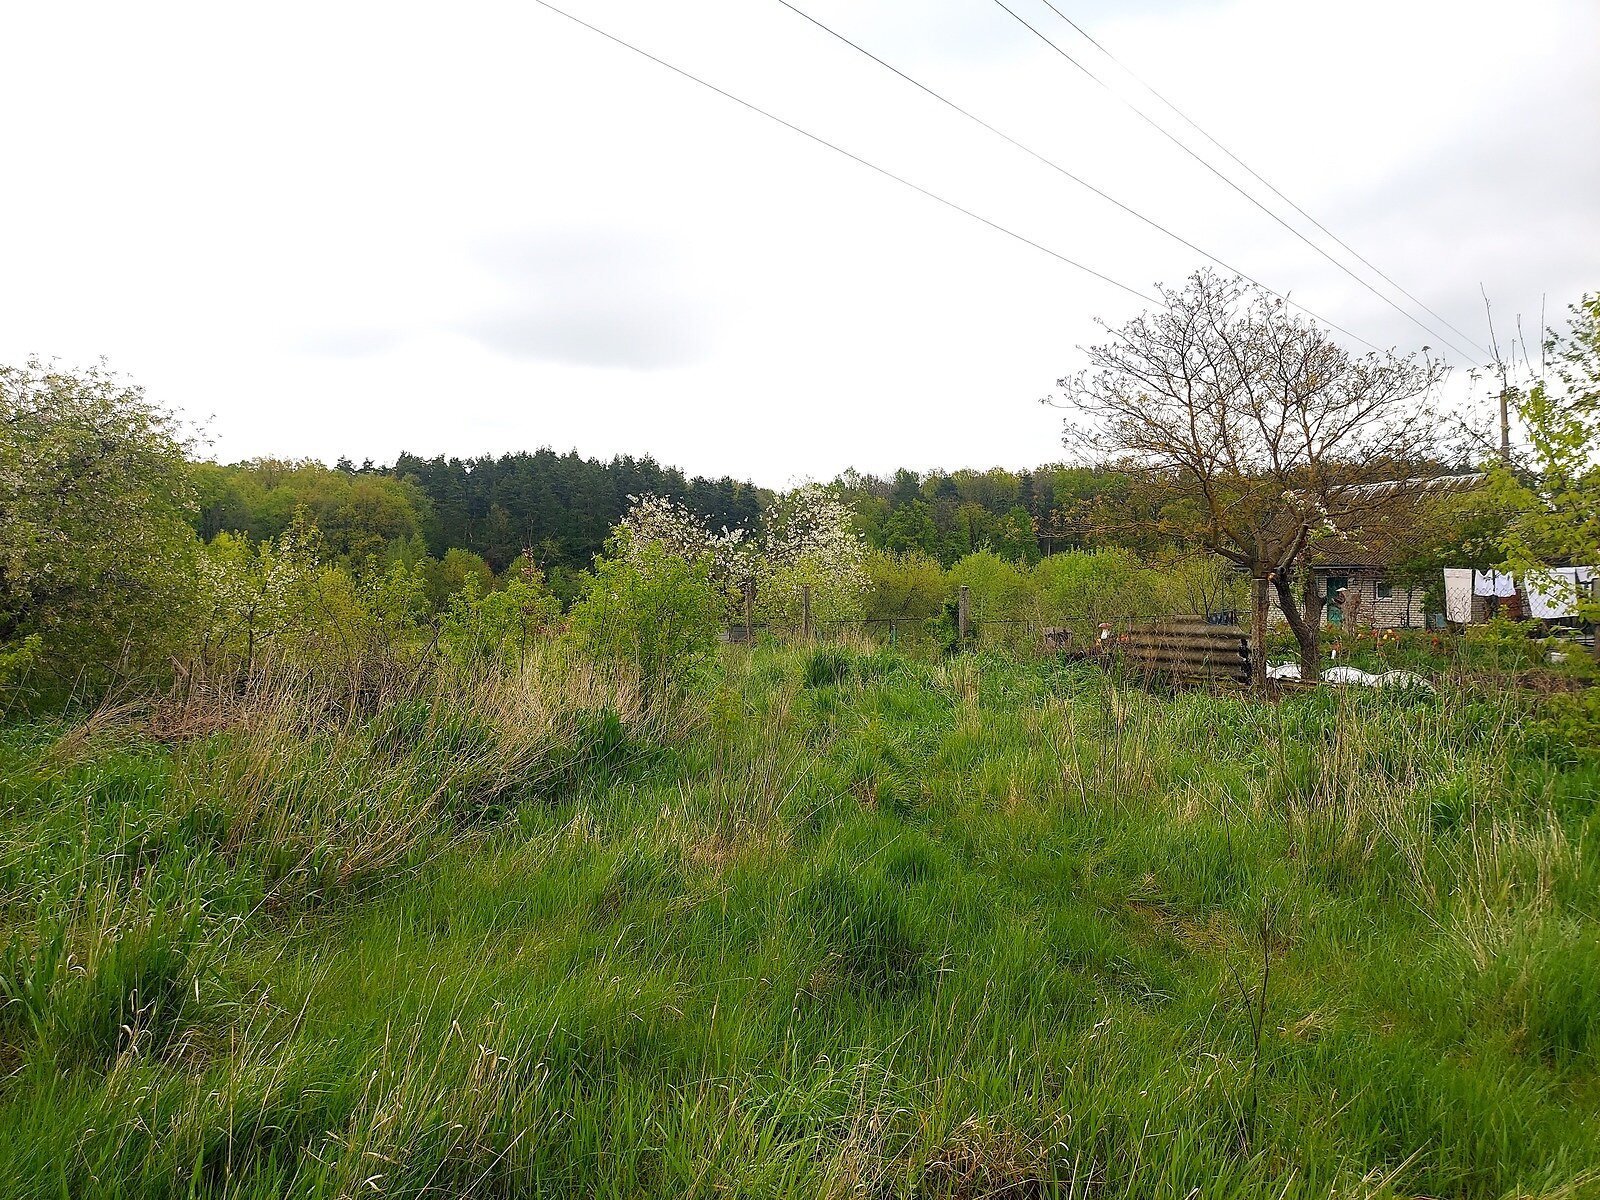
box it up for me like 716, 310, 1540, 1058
1526, 567, 1597, 619
1472, 570, 1517, 598
1443, 568, 1474, 623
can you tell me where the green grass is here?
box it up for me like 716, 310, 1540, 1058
0, 645, 1595, 1197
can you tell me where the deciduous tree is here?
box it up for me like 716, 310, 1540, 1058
1055, 272, 1446, 683
1489, 293, 1599, 623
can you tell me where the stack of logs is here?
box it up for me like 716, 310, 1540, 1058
1114, 616, 1250, 683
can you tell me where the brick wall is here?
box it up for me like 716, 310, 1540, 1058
1266, 569, 1465, 629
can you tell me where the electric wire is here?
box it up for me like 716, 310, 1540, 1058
990, 0, 1484, 363
773, 0, 1384, 352
1032, 0, 1493, 358
530, 0, 1157, 305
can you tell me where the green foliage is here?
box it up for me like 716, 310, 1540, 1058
927, 593, 970, 656
191, 513, 429, 697
0, 358, 200, 697
566, 540, 722, 696
1490, 293, 1600, 620
1033, 547, 1156, 621
991, 504, 1042, 565
947, 550, 1032, 620
424, 547, 495, 608
439, 556, 560, 669
1459, 616, 1549, 670
877, 497, 942, 558
395, 450, 768, 572
1530, 687, 1600, 760
193, 458, 429, 562
864, 550, 946, 623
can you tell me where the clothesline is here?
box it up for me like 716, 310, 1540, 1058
1443, 566, 1595, 622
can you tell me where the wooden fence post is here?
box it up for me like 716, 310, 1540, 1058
743, 579, 755, 643
1250, 576, 1268, 687
957, 585, 970, 648
802, 585, 812, 641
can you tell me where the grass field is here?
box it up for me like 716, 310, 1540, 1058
1, 642, 1596, 1198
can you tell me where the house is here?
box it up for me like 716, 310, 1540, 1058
1283, 550, 1489, 630
1267, 474, 1491, 630
1268, 547, 1467, 630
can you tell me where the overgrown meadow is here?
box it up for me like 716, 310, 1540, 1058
5, 361, 1599, 1197
2, 633, 1597, 1198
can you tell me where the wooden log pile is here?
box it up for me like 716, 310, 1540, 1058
1114, 616, 1250, 684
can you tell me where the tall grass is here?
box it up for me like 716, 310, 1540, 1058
0, 641, 1594, 1197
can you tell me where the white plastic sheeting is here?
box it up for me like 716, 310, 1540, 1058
1266, 662, 1435, 693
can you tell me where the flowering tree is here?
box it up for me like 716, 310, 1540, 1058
613, 484, 868, 629
616, 494, 748, 596
753, 484, 868, 626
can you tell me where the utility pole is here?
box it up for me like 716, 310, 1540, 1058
1499, 382, 1512, 464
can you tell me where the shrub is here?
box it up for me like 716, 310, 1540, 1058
1033, 548, 1158, 625
864, 550, 946, 623
1, 358, 201, 698
566, 541, 723, 698
1531, 687, 1600, 760
191, 516, 430, 705
439, 557, 560, 671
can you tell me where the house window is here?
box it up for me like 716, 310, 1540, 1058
1376, 579, 1393, 600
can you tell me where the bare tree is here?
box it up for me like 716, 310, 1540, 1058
1056, 272, 1447, 684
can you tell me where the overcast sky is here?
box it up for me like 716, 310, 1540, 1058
3, 0, 1595, 486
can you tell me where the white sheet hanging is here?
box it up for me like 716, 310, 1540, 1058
1528, 571, 1573, 619
1527, 567, 1598, 619
1443, 568, 1475, 623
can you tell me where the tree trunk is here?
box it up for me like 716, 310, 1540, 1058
1249, 574, 1269, 688
1273, 569, 1322, 684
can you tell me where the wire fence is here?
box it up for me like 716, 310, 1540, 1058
723, 610, 1247, 652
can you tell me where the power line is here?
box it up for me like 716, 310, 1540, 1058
989, 0, 1485, 363
1031, 0, 1493, 359
772, 0, 1384, 353
529, 0, 1156, 305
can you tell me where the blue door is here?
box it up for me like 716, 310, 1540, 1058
1325, 576, 1349, 624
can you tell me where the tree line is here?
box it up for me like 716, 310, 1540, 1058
4, 273, 1592, 703
193, 453, 1167, 587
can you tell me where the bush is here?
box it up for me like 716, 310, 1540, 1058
566, 541, 723, 698
1, 358, 201, 699
947, 551, 1031, 651
192, 517, 430, 704
1033, 548, 1158, 624
439, 557, 560, 671
1531, 687, 1600, 760
864, 551, 945, 619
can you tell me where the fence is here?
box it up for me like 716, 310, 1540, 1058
722, 585, 1251, 681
